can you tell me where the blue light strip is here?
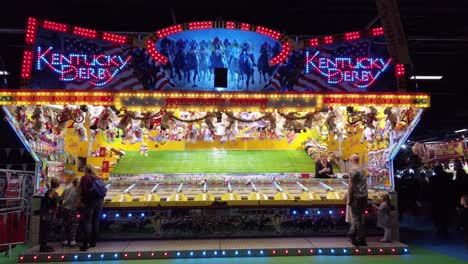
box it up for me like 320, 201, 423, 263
2, 106, 42, 194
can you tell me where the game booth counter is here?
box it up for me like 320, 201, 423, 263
2, 17, 429, 261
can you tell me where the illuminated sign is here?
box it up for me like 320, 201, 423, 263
305, 50, 392, 88
35, 46, 132, 86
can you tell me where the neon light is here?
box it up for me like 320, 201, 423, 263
269, 41, 290, 65
395, 64, 405, 77
255, 26, 281, 40
324, 36, 333, 44
21, 50, 33, 79
188, 21, 213, 30
73, 26, 97, 38
102, 32, 128, 44
305, 50, 392, 88
240, 23, 251, 31
156, 24, 183, 38
371, 27, 384, 36
35, 46, 131, 86
25, 17, 38, 45
226, 21, 236, 29
43, 20, 68, 32
345, 31, 360, 41
309, 38, 319, 46
146, 39, 169, 64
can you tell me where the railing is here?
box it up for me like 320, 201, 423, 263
0, 198, 30, 258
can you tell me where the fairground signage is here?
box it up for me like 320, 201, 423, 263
36, 46, 132, 86
21, 17, 398, 92
305, 51, 392, 89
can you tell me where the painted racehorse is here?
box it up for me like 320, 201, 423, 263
185, 40, 200, 87
198, 40, 211, 82
258, 42, 273, 84
159, 37, 175, 79
173, 39, 187, 83
239, 49, 255, 90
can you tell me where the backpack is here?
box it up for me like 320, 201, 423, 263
89, 177, 107, 201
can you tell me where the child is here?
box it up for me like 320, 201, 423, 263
60, 177, 80, 247
461, 194, 468, 248
39, 177, 60, 252
372, 192, 394, 243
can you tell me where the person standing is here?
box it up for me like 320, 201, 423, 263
347, 154, 368, 247
60, 176, 80, 247
39, 178, 60, 252
315, 154, 334, 178
79, 165, 107, 251
372, 192, 394, 242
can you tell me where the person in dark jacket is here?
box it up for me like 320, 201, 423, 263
39, 177, 60, 252
79, 165, 104, 251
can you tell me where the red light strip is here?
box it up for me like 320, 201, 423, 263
102, 32, 128, 44
146, 39, 169, 64
371, 27, 384, 36
240, 23, 251, 31
42, 20, 68, 32
188, 21, 213, 30
395, 64, 405, 77
324, 35, 334, 44
21, 50, 33, 79
226, 21, 236, 29
269, 41, 290, 65
345, 31, 360, 40
156, 24, 183, 39
309, 38, 319, 46
25, 17, 38, 45
73, 26, 97, 38
255, 26, 281, 40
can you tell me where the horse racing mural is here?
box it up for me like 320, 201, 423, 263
153, 29, 282, 91
29, 22, 396, 92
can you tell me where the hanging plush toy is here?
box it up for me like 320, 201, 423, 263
31, 106, 45, 132
90, 107, 114, 131
266, 112, 276, 131
105, 127, 116, 143
160, 111, 172, 131
202, 123, 214, 142
15, 106, 26, 126
383, 107, 397, 130
325, 107, 337, 134
345, 106, 361, 134
204, 114, 216, 131
132, 125, 144, 144
117, 111, 133, 133
187, 124, 200, 143
73, 122, 88, 142
139, 111, 155, 130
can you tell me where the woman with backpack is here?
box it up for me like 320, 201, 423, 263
79, 165, 107, 251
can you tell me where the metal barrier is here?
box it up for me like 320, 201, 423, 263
0, 197, 30, 258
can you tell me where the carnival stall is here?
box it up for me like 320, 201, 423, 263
1, 17, 428, 260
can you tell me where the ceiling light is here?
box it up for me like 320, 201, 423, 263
409, 75, 443, 80
454, 129, 467, 133
0, 71, 10, 76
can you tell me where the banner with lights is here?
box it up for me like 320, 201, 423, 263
21, 17, 399, 93
0, 90, 430, 111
